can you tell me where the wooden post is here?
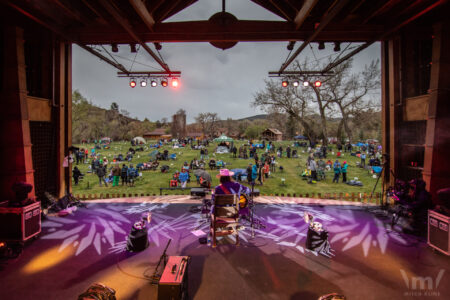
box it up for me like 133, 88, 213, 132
0, 27, 35, 200
423, 22, 450, 202
351, 193, 355, 201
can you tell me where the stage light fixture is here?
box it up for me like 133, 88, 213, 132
161, 79, 168, 87
303, 81, 309, 86
293, 81, 299, 87
154, 42, 162, 50
171, 78, 179, 88
314, 80, 322, 87
333, 42, 341, 52
318, 41, 325, 50
112, 43, 119, 53
282, 80, 288, 87
140, 79, 147, 87
287, 41, 295, 51
130, 80, 136, 88
151, 80, 157, 87
130, 44, 137, 53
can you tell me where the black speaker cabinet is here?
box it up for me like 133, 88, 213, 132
428, 210, 450, 256
0, 201, 41, 242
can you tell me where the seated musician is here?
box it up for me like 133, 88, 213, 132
213, 169, 251, 215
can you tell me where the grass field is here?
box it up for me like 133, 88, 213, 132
72, 140, 382, 198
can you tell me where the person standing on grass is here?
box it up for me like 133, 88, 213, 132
264, 161, 270, 178
96, 165, 108, 187
246, 163, 253, 184
121, 164, 128, 185
308, 157, 317, 184
179, 169, 189, 188
341, 161, 348, 183
360, 152, 366, 168
73, 166, 82, 186
252, 163, 258, 185
112, 163, 121, 187
127, 164, 136, 187
333, 160, 341, 183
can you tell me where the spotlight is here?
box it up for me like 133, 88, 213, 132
333, 42, 341, 52
318, 41, 325, 50
154, 42, 162, 50
111, 43, 119, 53
151, 80, 157, 87
314, 80, 322, 87
171, 78, 179, 88
282, 80, 288, 87
140, 79, 147, 87
161, 79, 168, 87
130, 44, 137, 53
292, 81, 299, 87
303, 81, 309, 86
130, 79, 136, 88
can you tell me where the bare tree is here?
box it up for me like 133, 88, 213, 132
195, 112, 220, 137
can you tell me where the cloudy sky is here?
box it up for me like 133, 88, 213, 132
72, 0, 380, 123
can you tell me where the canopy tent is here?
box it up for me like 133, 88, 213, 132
294, 135, 308, 140
100, 137, 111, 143
132, 136, 146, 144
213, 135, 233, 142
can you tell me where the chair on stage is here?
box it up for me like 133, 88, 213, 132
210, 194, 240, 248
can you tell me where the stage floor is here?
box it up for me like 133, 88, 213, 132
1, 198, 449, 300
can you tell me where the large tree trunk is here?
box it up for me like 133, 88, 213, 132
312, 87, 328, 145
337, 103, 353, 143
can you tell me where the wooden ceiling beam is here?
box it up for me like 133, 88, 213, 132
97, 0, 170, 72
70, 21, 383, 44
279, 0, 351, 73
51, 0, 91, 26
294, 0, 318, 30
268, 0, 293, 21
149, 0, 165, 14
80, 0, 109, 25
362, 0, 402, 24
129, 0, 155, 31
322, 0, 447, 73
156, 0, 183, 22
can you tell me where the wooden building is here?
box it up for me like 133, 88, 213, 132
0, 0, 449, 203
143, 128, 171, 140
262, 128, 283, 141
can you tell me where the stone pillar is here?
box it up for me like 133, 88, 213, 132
0, 27, 35, 200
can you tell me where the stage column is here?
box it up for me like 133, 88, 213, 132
423, 22, 450, 201
0, 26, 35, 200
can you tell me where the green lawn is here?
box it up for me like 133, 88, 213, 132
72, 140, 382, 199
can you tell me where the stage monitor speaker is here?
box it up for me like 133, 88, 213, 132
158, 256, 189, 300
0, 201, 41, 242
428, 210, 450, 256
190, 188, 206, 197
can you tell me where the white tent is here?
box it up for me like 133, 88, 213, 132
132, 136, 146, 144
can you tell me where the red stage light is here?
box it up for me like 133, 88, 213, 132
130, 80, 136, 88
314, 80, 322, 87
282, 80, 288, 87
171, 78, 179, 88
161, 80, 168, 87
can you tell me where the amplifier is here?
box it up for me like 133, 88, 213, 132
428, 210, 450, 256
190, 187, 207, 197
0, 201, 41, 242
158, 256, 189, 300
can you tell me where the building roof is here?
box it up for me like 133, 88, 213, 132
144, 128, 167, 136
263, 128, 283, 135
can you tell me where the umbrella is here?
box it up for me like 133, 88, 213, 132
213, 134, 233, 142
194, 169, 212, 182
230, 168, 246, 180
